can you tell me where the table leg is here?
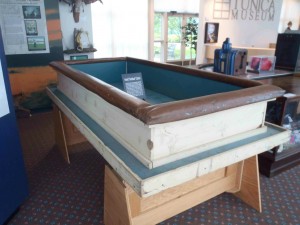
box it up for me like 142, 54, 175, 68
233, 155, 262, 212
53, 105, 87, 163
104, 162, 247, 225
104, 165, 132, 225
53, 104, 70, 163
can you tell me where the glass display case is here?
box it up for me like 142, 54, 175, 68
259, 94, 300, 177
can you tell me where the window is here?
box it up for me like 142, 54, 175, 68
153, 12, 198, 64
154, 13, 164, 62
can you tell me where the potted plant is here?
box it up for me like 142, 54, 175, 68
182, 18, 198, 65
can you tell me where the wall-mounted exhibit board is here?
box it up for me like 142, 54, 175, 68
0, 0, 50, 56
0, 0, 63, 111
0, 27, 28, 225
0, 0, 63, 67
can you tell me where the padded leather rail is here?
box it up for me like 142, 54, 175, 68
50, 58, 285, 125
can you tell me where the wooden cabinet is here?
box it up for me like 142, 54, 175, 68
258, 76, 300, 177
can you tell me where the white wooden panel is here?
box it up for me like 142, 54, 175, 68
152, 126, 268, 168
142, 124, 290, 196
48, 87, 289, 197
47, 87, 143, 193
58, 74, 153, 167
57, 74, 269, 169
150, 102, 267, 161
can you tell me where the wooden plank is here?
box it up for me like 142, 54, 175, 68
105, 165, 241, 225
152, 126, 267, 168
104, 161, 259, 225
104, 160, 259, 225
58, 74, 153, 168
139, 167, 226, 213
226, 161, 244, 193
58, 74, 268, 168
141, 124, 289, 196
131, 171, 238, 225
47, 87, 143, 194
150, 102, 267, 163
104, 165, 132, 225
53, 104, 70, 164
61, 113, 87, 147
234, 155, 262, 212
127, 187, 141, 218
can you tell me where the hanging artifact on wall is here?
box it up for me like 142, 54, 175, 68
59, 0, 103, 23
63, 28, 97, 54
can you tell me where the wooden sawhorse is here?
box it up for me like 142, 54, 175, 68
103, 156, 261, 225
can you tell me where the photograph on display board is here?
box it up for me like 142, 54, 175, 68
204, 22, 219, 43
24, 20, 38, 36
22, 6, 41, 19
27, 36, 46, 51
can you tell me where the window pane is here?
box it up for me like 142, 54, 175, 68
154, 42, 162, 62
184, 17, 198, 60
167, 16, 182, 61
154, 13, 163, 40
185, 46, 196, 60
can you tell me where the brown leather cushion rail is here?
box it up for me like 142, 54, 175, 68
50, 57, 285, 125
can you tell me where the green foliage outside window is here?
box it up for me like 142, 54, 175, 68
154, 13, 162, 40
182, 17, 198, 61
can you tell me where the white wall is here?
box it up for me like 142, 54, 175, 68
91, 0, 148, 59
58, 2, 94, 60
202, 0, 283, 48
154, 0, 199, 13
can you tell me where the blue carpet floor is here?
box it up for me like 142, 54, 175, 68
6, 112, 300, 225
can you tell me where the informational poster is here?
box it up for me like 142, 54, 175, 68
122, 72, 146, 100
0, 59, 10, 118
0, 0, 49, 55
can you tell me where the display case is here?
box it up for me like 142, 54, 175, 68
259, 94, 300, 177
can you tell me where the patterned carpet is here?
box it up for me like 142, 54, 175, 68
6, 111, 300, 225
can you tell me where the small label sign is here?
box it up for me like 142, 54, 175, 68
122, 72, 146, 99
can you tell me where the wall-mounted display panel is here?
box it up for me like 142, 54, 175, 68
0, 0, 49, 55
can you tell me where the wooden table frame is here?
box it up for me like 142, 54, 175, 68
53, 104, 262, 225
104, 157, 261, 225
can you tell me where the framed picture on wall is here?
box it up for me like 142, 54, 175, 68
22, 6, 41, 19
204, 22, 219, 43
27, 37, 46, 51
24, 20, 38, 36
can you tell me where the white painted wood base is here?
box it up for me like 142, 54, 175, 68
47, 87, 290, 197
57, 74, 271, 169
